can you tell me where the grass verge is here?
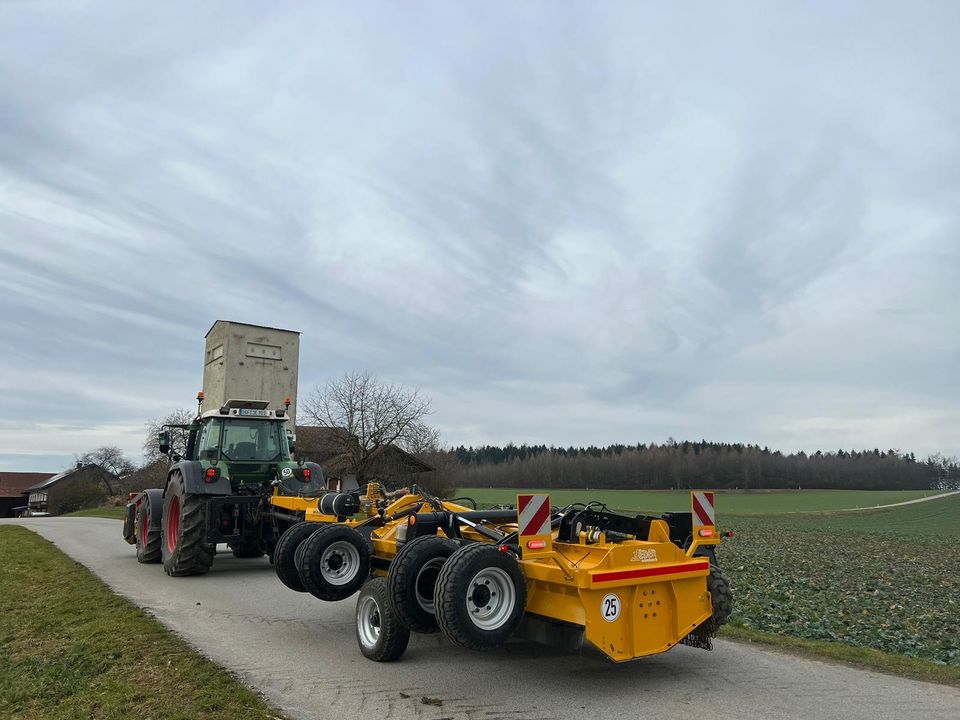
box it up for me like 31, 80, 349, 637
720, 622, 960, 687
0, 525, 286, 720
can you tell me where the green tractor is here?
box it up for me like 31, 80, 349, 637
122, 396, 325, 576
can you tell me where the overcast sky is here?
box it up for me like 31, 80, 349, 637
1, 2, 958, 472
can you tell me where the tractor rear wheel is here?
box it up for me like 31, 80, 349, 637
707, 565, 733, 626
274, 522, 320, 592
299, 524, 370, 601
161, 471, 215, 577
356, 577, 410, 662
434, 543, 526, 650
135, 498, 161, 564
388, 535, 458, 633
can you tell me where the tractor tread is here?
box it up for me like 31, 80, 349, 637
274, 522, 320, 592
162, 472, 215, 577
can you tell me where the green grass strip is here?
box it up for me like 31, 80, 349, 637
0, 526, 286, 720
721, 623, 960, 687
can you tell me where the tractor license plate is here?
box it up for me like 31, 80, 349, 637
239, 408, 268, 417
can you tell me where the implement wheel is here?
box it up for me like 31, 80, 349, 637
299, 524, 370, 601
707, 565, 733, 626
274, 522, 320, 592
388, 535, 458, 633
135, 498, 161, 564
161, 471, 215, 577
356, 577, 410, 662
435, 543, 526, 650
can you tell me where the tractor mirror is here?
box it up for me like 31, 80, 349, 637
158, 430, 171, 455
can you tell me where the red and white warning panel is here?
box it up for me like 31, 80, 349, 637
517, 494, 552, 555
691, 490, 716, 537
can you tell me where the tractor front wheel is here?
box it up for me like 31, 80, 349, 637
161, 471, 215, 577
135, 498, 161, 564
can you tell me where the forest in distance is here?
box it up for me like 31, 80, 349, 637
444, 440, 960, 491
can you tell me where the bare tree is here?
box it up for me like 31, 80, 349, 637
299, 371, 435, 482
74, 446, 135, 494
143, 408, 195, 463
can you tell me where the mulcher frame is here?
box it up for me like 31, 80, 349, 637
269, 485, 728, 663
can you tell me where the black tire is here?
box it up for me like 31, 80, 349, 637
135, 499, 161, 564
299, 524, 371, 601
356, 577, 410, 662
707, 565, 733, 626
388, 535, 458, 633
434, 543, 526, 650
274, 522, 320, 592
230, 540, 265, 559
161, 471, 215, 577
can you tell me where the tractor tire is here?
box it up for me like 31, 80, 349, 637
434, 543, 526, 650
356, 577, 410, 662
299, 524, 371, 601
707, 565, 733, 626
388, 535, 458, 633
135, 499, 161, 564
230, 541, 265, 559
274, 522, 320, 592
161, 471, 215, 577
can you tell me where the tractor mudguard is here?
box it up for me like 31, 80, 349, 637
169, 461, 232, 495
123, 488, 164, 542
279, 461, 326, 496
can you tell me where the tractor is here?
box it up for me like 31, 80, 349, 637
122, 393, 325, 576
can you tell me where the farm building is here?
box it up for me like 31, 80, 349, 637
0, 472, 54, 517
25, 463, 116, 515
293, 426, 434, 492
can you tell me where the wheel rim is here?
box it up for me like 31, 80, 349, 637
415, 558, 446, 614
165, 496, 180, 553
357, 594, 381, 648
139, 507, 149, 546
320, 540, 361, 585
466, 567, 515, 630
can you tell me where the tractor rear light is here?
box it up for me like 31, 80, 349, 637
302, 467, 311, 481
526, 539, 547, 550
204, 467, 218, 483
698, 528, 714, 537
498, 545, 509, 552
408, 515, 416, 525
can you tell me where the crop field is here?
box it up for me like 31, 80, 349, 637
459, 487, 960, 666
456, 487, 938, 514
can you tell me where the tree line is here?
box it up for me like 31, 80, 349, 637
446, 440, 960, 491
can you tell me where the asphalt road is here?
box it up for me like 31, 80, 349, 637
4, 517, 959, 720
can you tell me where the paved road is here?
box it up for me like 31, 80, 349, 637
4, 517, 959, 720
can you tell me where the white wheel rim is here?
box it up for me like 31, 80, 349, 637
415, 557, 446, 614
321, 540, 361, 586
466, 567, 515, 630
357, 594, 381, 648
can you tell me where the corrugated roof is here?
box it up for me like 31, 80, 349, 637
0, 472, 56, 496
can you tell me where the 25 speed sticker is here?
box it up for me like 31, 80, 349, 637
601, 593, 621, 622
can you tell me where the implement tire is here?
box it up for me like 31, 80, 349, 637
707, 565, 733, 626
135, 499, 161, 564
274, 522, 320, 592
435, 543, 526, 650
356, 577, 410, 662
388, 535, 458, 633
161, 471, 215, 577
299, 524, 370, 601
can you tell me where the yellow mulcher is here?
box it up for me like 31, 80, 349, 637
270, 486, 733, 663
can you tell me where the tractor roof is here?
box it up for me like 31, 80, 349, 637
200, 399, 289, 421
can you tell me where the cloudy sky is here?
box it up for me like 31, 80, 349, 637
1, 2, 958, 472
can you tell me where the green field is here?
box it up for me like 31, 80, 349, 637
456, 487, 939, 514
64, 505, 127, 520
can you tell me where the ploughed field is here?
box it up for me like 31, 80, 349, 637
459, 487, 960, 666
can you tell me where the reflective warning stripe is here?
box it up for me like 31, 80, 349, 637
692, 491, 715, 527
518, 494, 551, 537
593, 560, 710, 584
